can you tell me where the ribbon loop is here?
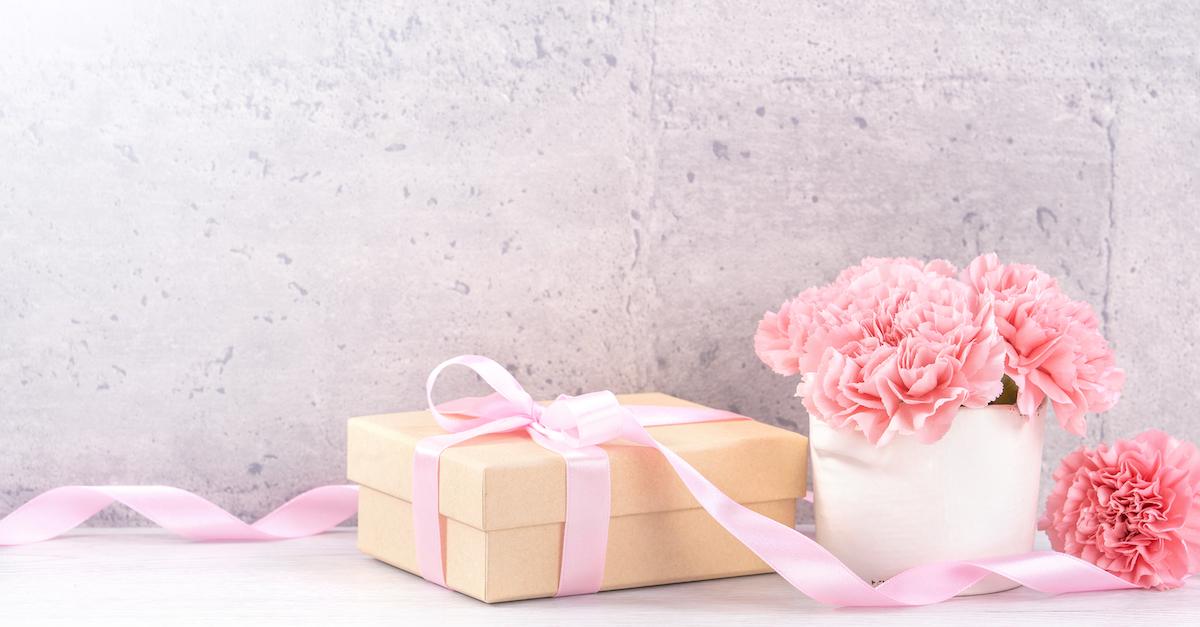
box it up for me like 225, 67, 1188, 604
426, 355, 537, 432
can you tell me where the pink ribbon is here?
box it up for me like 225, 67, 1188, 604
0, 354, 1143, 606
0, 485, 357, 546
414, 354, 1141, 606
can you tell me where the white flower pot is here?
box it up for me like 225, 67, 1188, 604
809, 404, 1045, 595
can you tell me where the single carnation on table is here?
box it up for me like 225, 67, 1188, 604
1041, 430, 1200, 589
753, 254, 1124, 445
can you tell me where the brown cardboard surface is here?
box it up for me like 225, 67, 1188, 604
347, 392, 809, 530
357, 485, 798, 603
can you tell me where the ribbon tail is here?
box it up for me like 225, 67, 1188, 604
618, 422, 1138, 607
529, 430, 611, 596
0, 485, 359, 546
877, 550, 1139, 604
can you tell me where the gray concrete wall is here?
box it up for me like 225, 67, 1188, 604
1, 1, 1197, 524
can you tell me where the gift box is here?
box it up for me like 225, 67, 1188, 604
347, 392, 808, 602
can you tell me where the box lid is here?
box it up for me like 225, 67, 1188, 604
347, 392, 808, 531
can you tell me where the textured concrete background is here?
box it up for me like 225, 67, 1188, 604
1, 1, 1197, 525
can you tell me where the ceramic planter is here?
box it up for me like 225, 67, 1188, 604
809, 404, 1045, 595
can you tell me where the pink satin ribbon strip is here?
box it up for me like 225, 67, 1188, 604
0, 354, 1142, 607
0, 484, 358, 546
411, 354, 1141, 606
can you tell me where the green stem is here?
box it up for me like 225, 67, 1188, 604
991, 374, 1019, 405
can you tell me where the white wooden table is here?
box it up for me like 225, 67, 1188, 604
3, 528, 1196, 626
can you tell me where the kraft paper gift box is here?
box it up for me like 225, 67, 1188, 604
347, 392, 809, 602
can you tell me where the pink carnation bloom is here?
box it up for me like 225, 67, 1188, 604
1041, 430, 1200, 589
799, 260, 1005, 445
753, 285, 840, 376
963, 253, 1125, 435
754, 259, 962, 379
754, 299, 804, 376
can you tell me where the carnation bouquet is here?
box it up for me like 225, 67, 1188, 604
756, 255, 1200, 592
754, 254, 1124, 445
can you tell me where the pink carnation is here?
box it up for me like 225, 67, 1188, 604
754, 299, 803, 376
801, 259, 961, 373
963, 253, 1125, 435
1041, 430, 1200, 589
795, 259, 1005, 445
753, 286, 837, 376
755, 255, 1123, 444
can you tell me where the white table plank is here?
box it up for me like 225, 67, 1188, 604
1, 528, 1195, 626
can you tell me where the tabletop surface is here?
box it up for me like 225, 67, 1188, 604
3, 527, 1197, 626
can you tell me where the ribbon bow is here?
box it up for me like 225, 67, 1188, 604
413, 355, 741, 595
428, 357, 632, 448
413, 355, 1140, 605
